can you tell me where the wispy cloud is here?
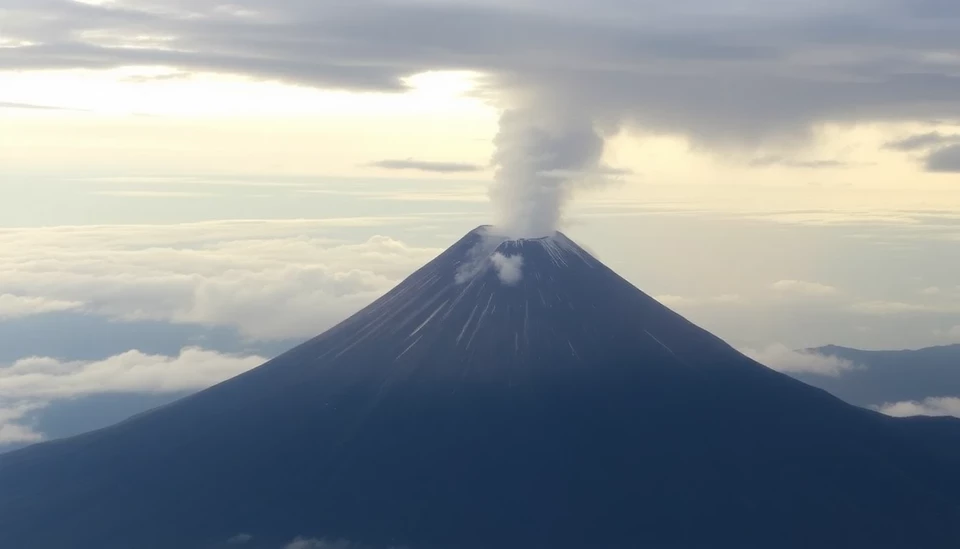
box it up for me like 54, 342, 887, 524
0, 101, 87, 112
882, 132, 960, 173
226, 533, 253, 545
0, 294, 84, 320
92, 190, 216, 198
885, 132, 960, 152
749, 156, 848, 169
367, 159, 486, 173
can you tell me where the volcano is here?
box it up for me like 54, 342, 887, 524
2, 227, 960, 549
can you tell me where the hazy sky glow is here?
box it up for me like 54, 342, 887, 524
2, 0, 960, 442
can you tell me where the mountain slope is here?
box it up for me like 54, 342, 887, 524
2, 227, 960, 549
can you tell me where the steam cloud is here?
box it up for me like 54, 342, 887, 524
490, 252, 524, 286
489, 107, 605, 238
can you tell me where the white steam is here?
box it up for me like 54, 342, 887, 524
490, 252, 524, 285
489, 107, 605, 238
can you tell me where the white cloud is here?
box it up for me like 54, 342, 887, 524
742, 344, 858, 377
770, 280, 839, 296
227, 533, 253, 545
0, 347, 266, 401
877, 397, 960, 418
0, 220, 442, 340
0, 294, 84, 320
0, 346, 267, 445
0, 422, 43, 445
0, 403, 44, 444
490, 252, 523, 286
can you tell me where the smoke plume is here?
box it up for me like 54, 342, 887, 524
489, 106, 606, 238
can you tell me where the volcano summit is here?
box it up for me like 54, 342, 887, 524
2, 227, 960, 548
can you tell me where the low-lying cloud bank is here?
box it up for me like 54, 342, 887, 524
0, 347, 266, 445
0, 347, 266, 401
876, 397, 960, 418
742, 344, 859, 377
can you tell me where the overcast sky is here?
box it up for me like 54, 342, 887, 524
2, 0, 960, 444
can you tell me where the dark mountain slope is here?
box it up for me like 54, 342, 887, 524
2, 227, 960, 549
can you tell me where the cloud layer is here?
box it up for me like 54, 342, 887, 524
7, 0, 960, 143
0, 220, 441, 340
0, 219, 447, 447
0, 347, 265, 401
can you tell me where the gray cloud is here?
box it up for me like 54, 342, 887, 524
882, 132, 960, 173
925, 145, 960, 173
367, 159, 485, 173
885, 132, 960, 152
5, 0, 960, 146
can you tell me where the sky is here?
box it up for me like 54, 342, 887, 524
2, 0, 960, 445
